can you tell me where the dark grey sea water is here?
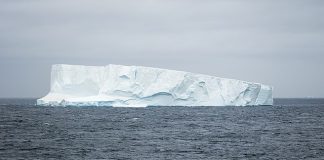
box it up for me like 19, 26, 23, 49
0, 98, 323, 160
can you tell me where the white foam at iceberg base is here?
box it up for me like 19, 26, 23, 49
37, 64, 273, 107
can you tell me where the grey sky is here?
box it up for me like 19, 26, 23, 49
1, 0, 324, 98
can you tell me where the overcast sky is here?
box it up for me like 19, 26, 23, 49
1, 0, 324, 98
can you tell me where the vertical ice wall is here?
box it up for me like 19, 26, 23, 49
37, 64, 273, 107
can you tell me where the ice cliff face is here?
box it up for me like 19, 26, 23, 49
37, 64, 273, 107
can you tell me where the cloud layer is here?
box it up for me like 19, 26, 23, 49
1, 0, 324, 97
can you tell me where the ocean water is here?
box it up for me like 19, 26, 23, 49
0, 99, 323, 159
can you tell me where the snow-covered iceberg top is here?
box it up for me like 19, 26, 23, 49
37, 64, 273, 107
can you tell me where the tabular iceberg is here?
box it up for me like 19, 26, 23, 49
37, 64, 273, 107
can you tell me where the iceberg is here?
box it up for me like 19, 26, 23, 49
37, 64, 273, 107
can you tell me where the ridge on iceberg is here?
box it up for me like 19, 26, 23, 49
37, 64, 273, 107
